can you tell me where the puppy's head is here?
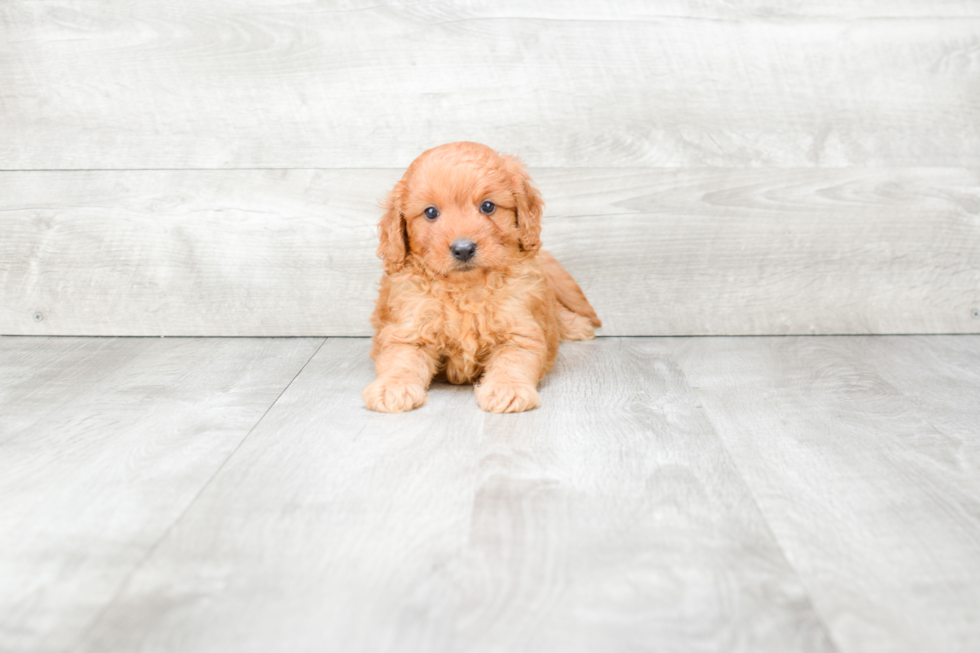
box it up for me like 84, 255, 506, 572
377, 142, 543, 278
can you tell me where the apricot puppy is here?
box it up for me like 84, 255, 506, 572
363, 142, 601, 413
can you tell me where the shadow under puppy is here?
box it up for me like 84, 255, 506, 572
364, 142, 601, 413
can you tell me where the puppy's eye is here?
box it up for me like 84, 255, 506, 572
480, 201, 495, 215
423, 206, 439, 221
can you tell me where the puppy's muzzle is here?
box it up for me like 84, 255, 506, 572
450, 239, 477, 263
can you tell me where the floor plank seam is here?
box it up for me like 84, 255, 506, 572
687, 386, 845, 653
67, 337, 328, 651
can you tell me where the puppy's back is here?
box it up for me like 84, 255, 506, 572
537, 250, 602, 328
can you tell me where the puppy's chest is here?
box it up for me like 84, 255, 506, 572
423, 288, 504, 356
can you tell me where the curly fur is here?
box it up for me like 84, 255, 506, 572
363, 142, 601, 413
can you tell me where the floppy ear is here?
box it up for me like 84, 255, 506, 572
377, 180, 409, 275
502, 155, 544, 253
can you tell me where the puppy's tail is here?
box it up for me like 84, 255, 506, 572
538, 250, 602, 331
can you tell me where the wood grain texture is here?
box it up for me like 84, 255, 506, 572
76, 338, 835, 653
419, 1, 980, 19
0, 169, 398, 336
0, 336, 321, 653
452, 339, 833, 652
2, 2, 979, 168
2, 168, 977, 336
674, 335, 980, 653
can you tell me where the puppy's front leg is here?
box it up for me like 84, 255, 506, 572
363, 343, 437, 413
475, 336, 547, 414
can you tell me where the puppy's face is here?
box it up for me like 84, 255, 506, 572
377, 142, 543, 278
402, 157, 519, 278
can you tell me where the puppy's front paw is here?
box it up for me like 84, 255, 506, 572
363, 378, 427, 413
475, 381, 540, 413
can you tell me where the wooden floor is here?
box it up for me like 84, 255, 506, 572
2, 335, 978, 653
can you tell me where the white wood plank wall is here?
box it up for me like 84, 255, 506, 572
2, 1, 979, 335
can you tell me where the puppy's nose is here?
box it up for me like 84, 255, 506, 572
450, 239, 477, 263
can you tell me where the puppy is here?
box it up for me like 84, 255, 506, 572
363, 142, 601, 413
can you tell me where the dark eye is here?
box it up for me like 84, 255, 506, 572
424, 206, 439, 221
480, 201, 495, 215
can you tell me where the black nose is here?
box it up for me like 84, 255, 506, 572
450, 239, 477, 263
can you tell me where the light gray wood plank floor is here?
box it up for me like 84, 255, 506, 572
674, 336, 980, 653
1, 335, 978, 652
0, 337, 323, 653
